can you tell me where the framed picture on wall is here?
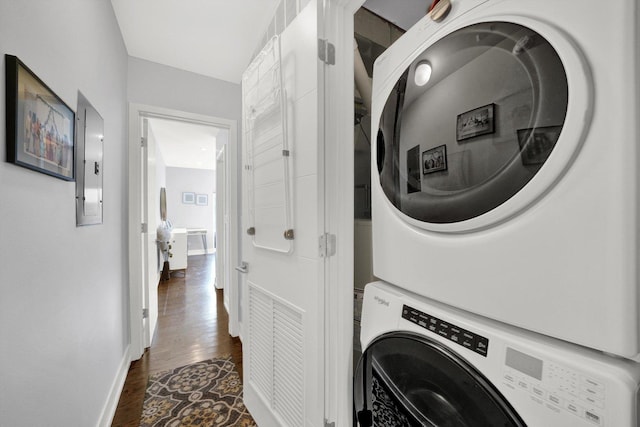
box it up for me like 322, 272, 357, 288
5, 55, 75, 180
423, 145, 447, 174
406, 145, 422, 194
517, 126, 562, 165
196, 194, 208, 206
456, 103, 495, 141
182, 192, 195, 204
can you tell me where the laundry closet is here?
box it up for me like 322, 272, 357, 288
352, 3, 413, 366
352, 0, 640, 426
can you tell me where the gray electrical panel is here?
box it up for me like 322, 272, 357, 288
75, 91, 104, 226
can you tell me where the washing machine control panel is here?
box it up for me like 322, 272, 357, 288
503, 347, 606, 425
402, 304, 489, 356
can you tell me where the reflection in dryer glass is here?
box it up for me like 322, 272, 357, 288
377, 22, 568, 223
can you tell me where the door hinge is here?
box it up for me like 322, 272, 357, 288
325, 421, 335, 427
140, 137, 146, 148
319, 233, 336, 258
142, 308, 149, 319
141, 223, 148, 233
318, 39, 335, 65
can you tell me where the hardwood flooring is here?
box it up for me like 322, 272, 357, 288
111, 255, 243, 426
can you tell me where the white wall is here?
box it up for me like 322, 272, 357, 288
0, 1, 129, 426
166, 167, 216, 254
128, 57, 242, 122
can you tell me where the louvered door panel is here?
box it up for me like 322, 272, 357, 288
248, 284, 305, 427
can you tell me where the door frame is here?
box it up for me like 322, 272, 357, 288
127, 103, 240, 360
323, 0, 365, 424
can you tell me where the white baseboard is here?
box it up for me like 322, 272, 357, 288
97, 345, 131, 427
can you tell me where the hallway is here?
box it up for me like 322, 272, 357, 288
112, 255, 243, 426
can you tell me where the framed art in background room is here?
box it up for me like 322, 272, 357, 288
196, 194, 208, 206
422, 144, 447, 174
5, 54, 75, 180
456, 103, 495, 141
517, 126, 562, 166
182, 192, 195, 204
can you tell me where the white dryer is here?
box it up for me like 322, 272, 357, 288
354, 281, 640, 426
370, 0, 640, 358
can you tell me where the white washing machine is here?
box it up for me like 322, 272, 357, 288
370, 0, 640, 358
354, 281, 640, 426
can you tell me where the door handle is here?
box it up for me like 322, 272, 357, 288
235, 261, 249, 274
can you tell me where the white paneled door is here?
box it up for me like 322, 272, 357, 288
240, 1, 327, 426
142, 118, 159, 348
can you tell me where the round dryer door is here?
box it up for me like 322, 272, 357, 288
354, 332, 525, 426
377, 21, 569, 226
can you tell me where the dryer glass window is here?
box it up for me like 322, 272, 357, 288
376, 22, 568, 223
354, 333, 525, 426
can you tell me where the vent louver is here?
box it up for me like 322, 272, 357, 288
249, 284, 304, 426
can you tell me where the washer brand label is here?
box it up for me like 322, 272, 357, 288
374, 296, 390, 306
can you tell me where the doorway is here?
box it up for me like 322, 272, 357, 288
146, 117, 223, 344
148, 116, 222, 258
127, 104, 239, 361
319, 0, 428, 423
352, 1, 410, 367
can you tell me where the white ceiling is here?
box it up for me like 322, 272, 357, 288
110, 0, 281, 84
112, 1, 257, 170
149, 118, 221, 170
113, 0, 424, 170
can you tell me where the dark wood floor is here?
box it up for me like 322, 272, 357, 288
111, 255, 243, 426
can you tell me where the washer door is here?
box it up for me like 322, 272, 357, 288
354, 332, 525, 426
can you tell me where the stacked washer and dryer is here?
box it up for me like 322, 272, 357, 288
354, 0, 640, 425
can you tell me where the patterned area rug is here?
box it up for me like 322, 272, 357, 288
140, 356, 256, 427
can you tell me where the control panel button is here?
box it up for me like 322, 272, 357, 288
547, 393, 563, 407
461, 331, 475, 349
582, 377, 605, 391
474, 336, 489, 356
437, 321, 451, 338
531, 385, 546, 399
581, 385, 605, 401
565, 401, 584, 418
585, 410, 603, 426
582, 394, 605, 409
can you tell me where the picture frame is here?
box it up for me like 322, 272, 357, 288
5, 55, 75, 180
517, 126, 562, 165
423, 144, 447, 174
406, 145, 422, 194
182, 192, 195, 204
196, 194, 208, 206
456, 103, 495, 141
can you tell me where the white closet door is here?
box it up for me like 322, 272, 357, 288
240, 1, 327, 426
